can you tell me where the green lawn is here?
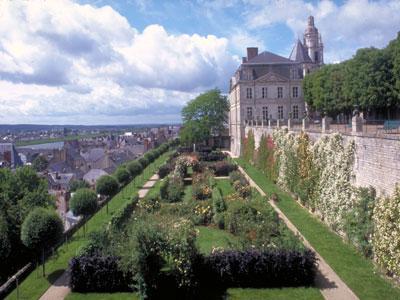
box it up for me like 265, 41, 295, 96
196, 225, 238, 254
227, 287, 323, 300
235, 158, 400, 300
215, 178, 235, 196
6, 152, 172, 300
183, 184, 193, 202
66, 292, 139, 300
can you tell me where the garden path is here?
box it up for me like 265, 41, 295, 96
39, 173, 161, 300
236, 163, 359, 300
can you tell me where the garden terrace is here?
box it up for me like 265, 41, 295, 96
5, 141, 175, 300
67, 151, 321, 299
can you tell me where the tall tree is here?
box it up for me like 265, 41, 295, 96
20, 208, 63, 276
180, 89, 229, 145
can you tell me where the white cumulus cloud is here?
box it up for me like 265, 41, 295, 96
0, 0, 238, 124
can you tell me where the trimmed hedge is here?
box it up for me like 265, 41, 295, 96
69, 255, 132, 292
209, 161, 237, 176
198, 151, 226, 162
202, 250, 316, 288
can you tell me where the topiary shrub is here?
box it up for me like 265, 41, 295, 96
127, 161, 143, 179
114, 167, 131, 186
96, 175, 119, 198
138, 157, 149, 169
212, 188, 226, 229
21, 207, 64, 276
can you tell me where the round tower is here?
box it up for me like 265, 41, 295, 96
304, 16, 323, 66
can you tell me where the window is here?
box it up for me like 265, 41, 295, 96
246, 107, 253, 120
278, 106, 284, 119
262, 106, 268, 121
277, 87, 283, 98
292, 86, 299, 98
293, 105, 299, 119
314, 51, 319, 62
246, 88, 252, 99
262, 87, 267, 98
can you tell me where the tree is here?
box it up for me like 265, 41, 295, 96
180, 89, 229, 145
127, 161, 143, 179
70, 180, 90, 192
20, 208, 63, 276
96, 175, 119, 214
70, 188, 98, 236
0, 214, 10, 261
32, 155, 48, 172
114, 167, 131, 186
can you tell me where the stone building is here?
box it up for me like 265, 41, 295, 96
229, 16, 323, 156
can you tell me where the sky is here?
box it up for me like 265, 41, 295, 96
0, 0, 399, 125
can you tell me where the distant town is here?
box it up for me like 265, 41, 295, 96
0, 124, 180, 225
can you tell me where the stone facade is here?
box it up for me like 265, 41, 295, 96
229, 16, 323, 156
246, 126, 400, 197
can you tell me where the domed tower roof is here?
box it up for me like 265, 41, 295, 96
305, 15, 318, 35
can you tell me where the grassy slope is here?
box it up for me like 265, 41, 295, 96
6, 152, 171, 300
235, 158, 400, 300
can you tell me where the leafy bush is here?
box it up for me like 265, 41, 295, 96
158, 163, 172, 179
192, 200, 213, 225
160, 177, 184, 203
192, 183, 212, 201
70, 188, 98, 218
229, 171, 247, 186
138, 157, 149, 169
373, 185, 400, 277
114, 167, 131, 186
96, 175, 119, 198
209, 161, 238, 176
232, 180, 252, 199
127, 161, 143, 178
343, 187, 376, 257
20, 207, 64, 252
138, 196, 161, 213
69, 255, 132, 293
203, 249, 316, 288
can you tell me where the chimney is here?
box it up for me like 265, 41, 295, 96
247, 47, 258, 61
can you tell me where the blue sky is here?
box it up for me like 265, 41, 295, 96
0, 0, 399, 125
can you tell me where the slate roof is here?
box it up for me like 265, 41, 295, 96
289, 40, 312, 63
81, 148, 105, 163
244, 51, 295, 65
83, 168, 108, 185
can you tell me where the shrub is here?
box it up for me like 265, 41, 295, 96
198, 151, 226, 162
229, 171, 247, 185
138, 196, 161, 213
114, 167, 131, 186
232, 180, 252, 199
96, 175, 119, 198
0, 214, 10, 261
209, 161, 237, 176
203, 249, 316, 288
343, 187, 376, 257
160, 177, 184, 203
70, 188, 98, 218
138, 157, 149, 169
192, 200, 213, 225
127, 161, 143, 178
373, 185, 400, 277
69, 255, 132, 293
192, 183, 212, 201
158, 163, 172, 179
